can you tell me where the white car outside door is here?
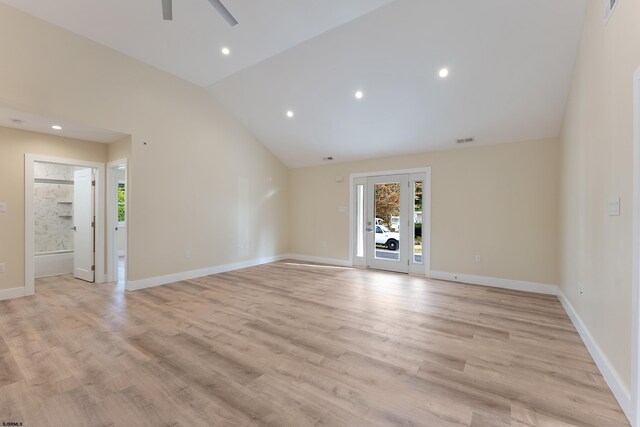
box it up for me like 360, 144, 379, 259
375, 225, 400, 251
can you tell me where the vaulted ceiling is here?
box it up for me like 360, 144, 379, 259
1, 0, 588, 167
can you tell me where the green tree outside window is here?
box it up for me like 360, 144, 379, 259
118, 182, 126, 223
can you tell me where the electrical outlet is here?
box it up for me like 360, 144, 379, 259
0, 263, 5, 273
475, 255, 481, 263
185, 250, 191, 258
0, 202, 6, 212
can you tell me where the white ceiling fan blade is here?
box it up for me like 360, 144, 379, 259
207, 0, 238, 27
161, 0, 173, 20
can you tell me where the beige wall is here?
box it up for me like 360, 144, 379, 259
107, 137, 132, 163
290, 138, 559, 285
0, 126, 108, 290
0, 3, 289, 284
559, 0, 640, 394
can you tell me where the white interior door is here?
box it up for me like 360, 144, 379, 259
366, 174, 409, 273
73, 167, 95, 282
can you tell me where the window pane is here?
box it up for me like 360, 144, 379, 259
356, 184, 364, 257
118, 182, 126, 222
413, 181, 423, 263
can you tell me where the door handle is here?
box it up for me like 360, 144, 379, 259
71, 226, 77, 231
366, 227, 373, 232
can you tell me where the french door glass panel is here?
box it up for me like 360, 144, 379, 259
413, 180, 423, 264
356, 184, 364, 258
366, 175, 409, 273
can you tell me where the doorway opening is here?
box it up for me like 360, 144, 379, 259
351, 168, 430, 275
107, 159, 127, 288
25, 155, 105, 295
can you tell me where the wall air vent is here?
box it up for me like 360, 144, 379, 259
456, 137, 474, 144
604, 0, 618, 24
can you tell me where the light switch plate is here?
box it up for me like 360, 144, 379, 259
0, 263, 5, 273
338, 206, 348, 213
0, 202, 6, 212
608, 197, 621, 216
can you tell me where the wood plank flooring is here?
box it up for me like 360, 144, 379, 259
0, 261, 629, 426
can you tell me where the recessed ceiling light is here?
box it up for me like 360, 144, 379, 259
51, 125, 62, 130
354, 90, 364, 100
439, 68, 449, 78
286, 110, 294, 118
221, 47, 230, 56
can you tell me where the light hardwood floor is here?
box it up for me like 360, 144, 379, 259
0, 261, 629, 426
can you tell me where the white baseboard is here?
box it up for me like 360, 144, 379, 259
283, 254, 352, 267
557, 290, 632, 422
429, 271, 558, 295
0, 287, 26, 301
125, 254, 289, 291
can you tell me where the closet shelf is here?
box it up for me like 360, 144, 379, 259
34, 178, 74, 185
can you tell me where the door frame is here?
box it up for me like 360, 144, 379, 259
24, 154, 105, 295
106, 159, 128, 284
349, 167, 431, 276
631, 65, 640, 427
366, 174, 410, 273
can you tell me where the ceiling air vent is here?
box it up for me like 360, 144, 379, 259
456, 137, 474, 144
604, 0, 618, 24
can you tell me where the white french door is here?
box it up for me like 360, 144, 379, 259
73, 167, 95, 282
353, 170, 429, 275
366, 174, 410, 273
